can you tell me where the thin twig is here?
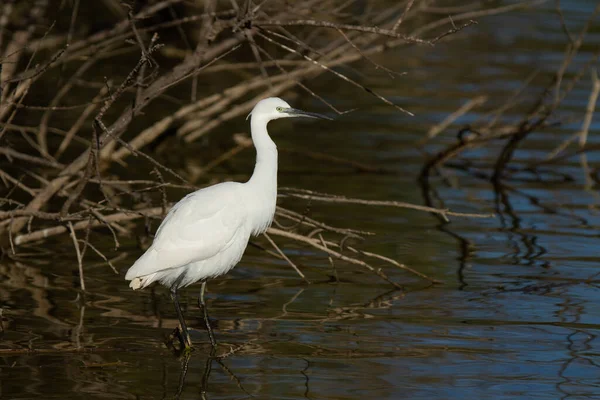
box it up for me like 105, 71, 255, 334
268, 227, 403, 289
68, 221, 86, 291
263, 232, 309, 282
257, 30, 414, 116
392, 0, 416, 31
257, 19, 430, 44
280, 188, 494, 220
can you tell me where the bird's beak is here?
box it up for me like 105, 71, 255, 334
284, 108, 333, 120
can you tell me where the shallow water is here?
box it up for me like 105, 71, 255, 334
2, 2, 600, 399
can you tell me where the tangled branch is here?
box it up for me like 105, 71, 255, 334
1, 0, 510, 288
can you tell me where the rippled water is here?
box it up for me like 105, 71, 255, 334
2, 2, 600, 399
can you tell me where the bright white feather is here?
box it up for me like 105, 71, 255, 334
125, 182, 251, 289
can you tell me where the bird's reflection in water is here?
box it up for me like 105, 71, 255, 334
168, 285, 409, 399
172, 348, 212, 400
173, 346, 252, 400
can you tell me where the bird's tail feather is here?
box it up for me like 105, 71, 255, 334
125, 247, 160, 290
129, 273, 157, 290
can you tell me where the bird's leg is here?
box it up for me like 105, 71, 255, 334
199, 281, 217, 348
170, 283, 193, 349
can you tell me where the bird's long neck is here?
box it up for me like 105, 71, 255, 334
248, 115, 278, 186
246, 115, 278, 234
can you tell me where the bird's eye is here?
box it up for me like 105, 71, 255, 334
276, 107, 283, 112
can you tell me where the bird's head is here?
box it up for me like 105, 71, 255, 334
247, 97, 332, 122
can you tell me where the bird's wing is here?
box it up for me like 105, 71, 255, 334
126, 182, 247, 278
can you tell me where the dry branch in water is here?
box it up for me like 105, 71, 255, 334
419, 2, 600, 226
1, 0, 508, 287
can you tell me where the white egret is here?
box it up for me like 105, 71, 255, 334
125, 97, 331, 349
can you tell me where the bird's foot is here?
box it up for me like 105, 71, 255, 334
167, 326, 193, 353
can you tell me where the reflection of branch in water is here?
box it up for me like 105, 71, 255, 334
493, 182, 549, 269
174, 351, 192, 400
280, 288, 305, 319
72, 294, 85, 349
214, 355, 253, 398
301, 358, 313, 400
418, 176, 475, 290
555, 294, 600, 398
442, 158, 591, 227
200, 351, 212, 400
200, 286, 408, 359
309, 287, 405, 324
1, 261, 70, 331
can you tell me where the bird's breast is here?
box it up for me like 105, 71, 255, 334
246, 189, 277, 236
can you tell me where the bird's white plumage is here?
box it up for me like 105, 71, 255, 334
125, 182, 251, 288
125, 97, 325, 291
